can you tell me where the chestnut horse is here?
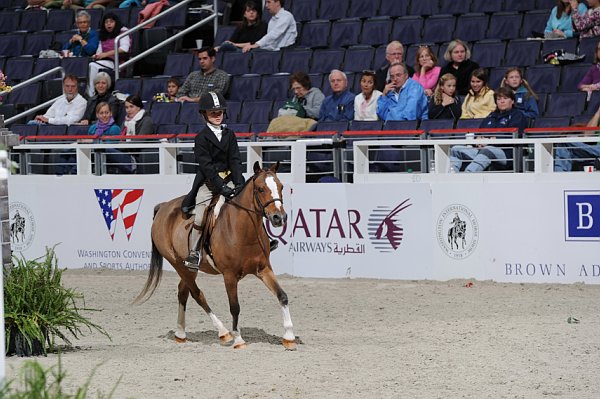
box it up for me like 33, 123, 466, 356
135, 162, 296, 350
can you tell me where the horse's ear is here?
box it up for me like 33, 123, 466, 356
269, 161, 280, 173
253, 161, 261, 174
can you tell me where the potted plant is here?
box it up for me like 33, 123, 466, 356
4, 247, 109, 356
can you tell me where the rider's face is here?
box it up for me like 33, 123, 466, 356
206, 109, 224, 125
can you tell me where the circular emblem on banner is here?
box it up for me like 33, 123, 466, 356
436, 204, 479, 260
9, 202, 36, 252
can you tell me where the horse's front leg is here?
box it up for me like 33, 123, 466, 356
258, 268, 297, 350
175, 280, 189, 342
223, 272, 247, 349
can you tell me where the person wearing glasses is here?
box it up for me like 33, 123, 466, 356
377, 63, 428, 121
354, 70, 382, 121
63, 10, 99, 57
375, 41, 414, 92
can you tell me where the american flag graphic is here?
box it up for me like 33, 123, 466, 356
94, 189, 144, 241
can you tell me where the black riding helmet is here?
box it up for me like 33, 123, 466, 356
199, 91, 227, 113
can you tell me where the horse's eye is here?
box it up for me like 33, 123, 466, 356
258, 187, 265, 193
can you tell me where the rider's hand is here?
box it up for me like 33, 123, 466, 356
220, 185, 235, 198
234, 184, 244, 196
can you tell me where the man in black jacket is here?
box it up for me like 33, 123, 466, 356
181, 91, 245, 269
375, 40, 415, 92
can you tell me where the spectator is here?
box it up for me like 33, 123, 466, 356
319, 70, 355, 122
460, 68, 496, 119
376, 63, 428, 121
354, 70, 382, 121
554, 106, 600, 171
80, 71, 122, 125
450, 87, 527, 172
154, 78, 181, 102
501, 67, 539, 120
429, 73, 461, 121
122, 95, 154, 135
62, 0, 110, 9
439, 39, 480, 96
87, 12, 130, 98
63, 11, 99, 57
571, 0, 600, 38
241, 0, 297, 53
578, 42, 600, 94
177, 47, 230, 102
279, 71, 324, 119
27, 0, 62, 9
375, 41, 415, 92
29, 74, 86, 125
412, 45, 441, 97
544, 0, 587, 38
217, 1, 267, 52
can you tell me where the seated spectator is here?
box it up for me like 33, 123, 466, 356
62, 0, 110, 9
376, 63, 428, 121
62, 11, 99, 57
501, 67, 539, 120
450, 87, 527, 172
27, 0, 62, 9
122, 95, 154, 135
279, 71, 324, 119
217, 1, 267, 52
461, 68, 496, 119
429, 73, 461, 120
29, 74, 87, 125
578, 42, 600, 94
544, 0, 587, 38
571, 0, 600, 38
319, 70, 355, 122
375, 41, 415, 92
177, 47, 230, 102
242, 0, 296, 53
89, 102, 137, 173
412, 45, 441, 97
80, 71, 122, 125
154, 78, 181, 102
440, 39, 480, 96
87, 12, 130, 98
354, 70, 382, 121
554, 106, 600, 171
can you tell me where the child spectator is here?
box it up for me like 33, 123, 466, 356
461, 68, 496, 119
578, 42, 600, 94
412, 45, 441, 97
354, 70, 382, 121
544, 0, 587, 38
154, 78, 181, 102
571, 0, 600, 38
501, 67, 539, 120
429, 73, 461, 120
217, 1, 267, 52
439, 39, 480, 96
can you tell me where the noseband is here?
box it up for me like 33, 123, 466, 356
228, 172, 283, 218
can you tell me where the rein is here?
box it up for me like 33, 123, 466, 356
226, 172, 283, 218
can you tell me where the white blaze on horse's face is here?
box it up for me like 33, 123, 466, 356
265, 175, 282, 210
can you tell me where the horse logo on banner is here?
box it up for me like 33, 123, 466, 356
9, 202, 36, 252
436, 204, 479, 260
448, 213, 467, 250
94, 189, 144, 241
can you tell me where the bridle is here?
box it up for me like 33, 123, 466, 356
228, 171, 283, 218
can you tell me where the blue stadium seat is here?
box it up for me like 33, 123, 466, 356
349, 120, 383, 131
280, 48, 312, 73
503, 0, 536, 12
454, 13, 489, 43
487, 12, 524, 41
214, 25, 236, 46
308, 73, 324, 93
155, 5, 187, 28
227, 123, 251, 132
164, 53, 194, 77
374, 45, 387, 70
537, 93, 547, 115
0, 11, 19, 34
391, 16, 423, 46
541, 38, 578, 63
309, 49, 345, 73
521, 10, 550, 37
60, 57, 89, 79
227, 100, 241, 123
383, 120, 419, 130
250, 51, 281, 75
525, 65, 560, 94
250, 122, 269, 133
260, 73, 291, 100
149, 102, 180, 125
408, 0, 439, 16
571, 114, 591, 125
179, 102, 205, 125
420, 119, 455, 133
19, 9, 46, 32
187, 123, 206, 133
579, 37, 600, 64
141, 77, 170, 102
559, 64, 592, 92
114, 78, 142, 97
360, 17, 392, 47
439, 2, 471, 15
38, 124, 67, 136
471, 40, 505, 68
536, 0, 555, 8
422, 15, 455, 44
239, 100, 273, 124
86, 8, 103, 31
330, 18, 362, 49
315, 120, 349, 132
221, 51, 252, 76
585, 91, 600, 115
290, 0, 319, 22
41, 78, 64, 102
532, 117, 571, 128
67, 125, 90, 135
11, 124, 38, 137
456, 118, 485, 129
45, 9, 74, 32
156, 123, 187, 134
489, 66, 510, 89
299, 20, 331, 48
4, 57, 35, 83
545, 92, 586, 117
319, 0, 349, 20
504, 39, 541, 67
0, 33, 25, 58
379, 0, 409, 17
228, 74, 261, 101
23, 31, 54, 56
348, 0, 379, 19
471, 0, 502, 13
344, 46, 376, 72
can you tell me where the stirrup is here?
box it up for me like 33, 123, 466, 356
184, 251, 200, 271
269, 240, 278, 252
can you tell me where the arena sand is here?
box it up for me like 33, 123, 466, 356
5, 269, 600, 399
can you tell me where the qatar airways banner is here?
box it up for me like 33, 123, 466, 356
7, 175, 600, 283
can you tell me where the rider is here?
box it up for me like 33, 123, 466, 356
181, 91, 245, 269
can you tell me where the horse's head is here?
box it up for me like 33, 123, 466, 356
252, 161, 287, 227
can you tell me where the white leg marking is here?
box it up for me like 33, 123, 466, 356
233, 329, 246, 348
209, 312, 229, 337
265, 176, 282, 210
281, 305, 295, 341
175, 303, 186, 340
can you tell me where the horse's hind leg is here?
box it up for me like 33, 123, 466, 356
175, 280, 189, 343
223, 273, 247, 349
257, 268, 297, 350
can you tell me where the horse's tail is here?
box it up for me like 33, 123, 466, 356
133, 204, 164, 304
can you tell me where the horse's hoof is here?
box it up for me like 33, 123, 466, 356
219, 332, 234, 345
233, 342, 248, 349
174, 336, 187, 343
282, 339, 297, 351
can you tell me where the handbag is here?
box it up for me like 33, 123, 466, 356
543, 49, 585, 65
277, 100, 307, 118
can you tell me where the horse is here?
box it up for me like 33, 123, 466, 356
134, 162, 296, 350
448, 220, 466, 250
11, 211, 25, 243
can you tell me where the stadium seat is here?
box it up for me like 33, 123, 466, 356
330, 18, 362, 49
532, 117, 571, 128
227, 100, 241, 123
164, 53, 195, 77
309, 73, 324, 93
422, 15, 455, 44
187, 123, 206, 133
391, 16, 423, 46
578, 37, 600, 64
420, 119, 455, 133
260, 73, 291, 100
374, 45, 387, 70
439, 2, 471, 15
315, 120, 348, 132
18, 9, 46, 32
155, 5, 187, 28
360, 17, 392, 47
227, 123, 250, 133
0, 10, 20, 34
343, 46, 376, 72
23, 31, 54, 56
299, 20, 331, 48
290, 0, 319, 22
319, 0, 349, 20
11, 124, 38, 137
536, 0, 555, 8
585, 91, 600, 115
489, 67, 511, 89
521, 10, 551, 38
378, 0, 408, 17
454, 13, 489, 43
156, 123, 187, 134
179, 102, 205, 125
250, 51, 281, 75
228, 74, 261, 101
570, 114, 591, 125
60, 57, 89, 79
149, 102, 180, 125
86, 8, 103, 31
141, 77, 170, 102
45, 9, 74, 32
383, 120, 419, 130
221, 51, 252, 76
4, 57, 35, 84
40, 79, 64, 102
66, 124, 90, 135
309, 49, 345, 74
280, 48, 312, 73
408, 0, 438, 16
38, 124, 67, 136
559, 64, 592, 92
456, 118, 485, 129
0, 33, 25, 58
471, 40, 505, 68
537, 93, 548, 115
348, 0, 379, 18
541, 38, 578, 63
545, 92, 586, 117
239, 100, 273, 124
487, 12, 524, 41
503, 0, 536, 12
525, 65, 560, 94
471, 0, 503, 13
504, 39, 541, 67
214, 25, 236, 46
250, 122, 269, 133
114, 78, 142, 97
348, 120, 383, 131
